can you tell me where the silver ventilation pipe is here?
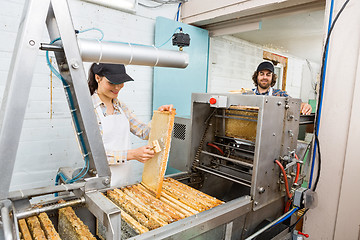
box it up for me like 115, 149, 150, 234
77, 39, 189, 68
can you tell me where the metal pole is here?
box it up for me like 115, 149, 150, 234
201, 150, 254, 168
78, 39, 189, 68
195, 166, 252, 187
48, 0, 111, 180
15, 197, 85, 220
0, 0, 51, 200
1, 205, 12, 240
8, 182, 85, 201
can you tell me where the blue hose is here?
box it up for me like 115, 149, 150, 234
308, 0, 334, 189
46, 37, 90, 185
78, 27, 104, 41
271, 207, 299, 227
176, 3, 181, 22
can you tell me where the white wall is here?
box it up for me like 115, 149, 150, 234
208, 35, 320, 102
208, 36, 262, 93
0, 0, 179, 191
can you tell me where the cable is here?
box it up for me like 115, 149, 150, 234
271, 207, 299, 228
245, 207, 299, 240
283, 155, 300, 213
78, 27, 104, 41
312, 134, 321, 191
284, 199, 292, 213
282, 154, 300, 213
275, 160, 292, 199
308, 0, 334, 190
207, 142, 224, 155
308, 0, 350, 190
46, 37, 90, 184
69, 158, 90, 183
176, 3, 181, 21
157, 27, 182, 48
289, 208, 309, 231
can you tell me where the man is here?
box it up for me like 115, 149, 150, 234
252, 61, 312, 115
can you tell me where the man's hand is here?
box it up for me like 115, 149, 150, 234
127, 145, 155, 163
300, 102, 312, 115
158, 104, 173, 112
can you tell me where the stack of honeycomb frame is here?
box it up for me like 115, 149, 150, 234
58, 202, 96, 240
106, 177, 224, 235
18, 202, 96, 240
18, 212, 61, 240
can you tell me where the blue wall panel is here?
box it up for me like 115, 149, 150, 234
153, 17, 209, 117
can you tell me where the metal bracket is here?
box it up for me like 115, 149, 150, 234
84, 191, 121, 240
85, 177, 111, 192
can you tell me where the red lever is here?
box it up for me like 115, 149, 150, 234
209, 97, 217, 104
298, 231, 309, 238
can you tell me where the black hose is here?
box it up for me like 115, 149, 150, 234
312, 0, 350, 191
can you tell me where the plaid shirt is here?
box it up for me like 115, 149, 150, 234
252, 87, 289, 97
92, 93, 150, 164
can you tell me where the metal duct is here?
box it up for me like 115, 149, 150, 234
77, 39, 189, 68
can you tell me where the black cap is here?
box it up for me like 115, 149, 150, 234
92, 63, 134, 84
256, 61, 274, 73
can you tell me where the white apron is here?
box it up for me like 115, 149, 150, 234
96, 106, 142, 187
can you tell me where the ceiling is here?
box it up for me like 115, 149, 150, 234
181, 0, 326, 64
232, 9, 325, 63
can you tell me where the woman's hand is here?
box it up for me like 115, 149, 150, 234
158, 104, 173, 112
127, 145, 155, 163
300, 102, 312, 115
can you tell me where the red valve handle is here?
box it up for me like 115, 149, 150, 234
298, 231, 309, 238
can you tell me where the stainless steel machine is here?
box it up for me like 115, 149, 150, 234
0, 0, 313, 239
189, 93, 301, 209
165, 93, 310, 239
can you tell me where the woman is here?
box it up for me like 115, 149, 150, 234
88, 63, 172, 186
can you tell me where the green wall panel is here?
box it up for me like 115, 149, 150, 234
153, 17, 209, 117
